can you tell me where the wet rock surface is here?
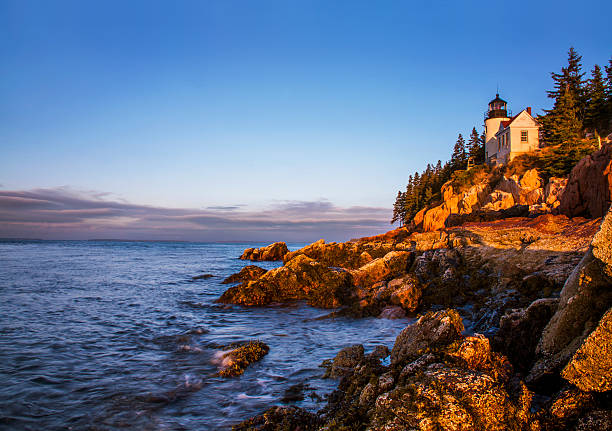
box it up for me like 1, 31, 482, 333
216, 254, 353, 308
191, 273, 214, 280
216, 341, 270, 377
221, 265, 267, 284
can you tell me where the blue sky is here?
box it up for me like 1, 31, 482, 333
1, 0, 611, 241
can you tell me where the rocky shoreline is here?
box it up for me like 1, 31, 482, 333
217, 146, 612, 430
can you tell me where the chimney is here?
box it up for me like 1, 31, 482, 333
526, 107, 532, 115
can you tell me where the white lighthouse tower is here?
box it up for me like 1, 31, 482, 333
484, 94, 510, 165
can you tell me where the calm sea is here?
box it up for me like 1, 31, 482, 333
0, 240, 409, 430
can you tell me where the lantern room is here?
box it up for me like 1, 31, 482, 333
487, 94, 508, 119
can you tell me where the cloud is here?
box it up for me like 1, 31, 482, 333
205, 205, 243, 211
0, 188, 392, 242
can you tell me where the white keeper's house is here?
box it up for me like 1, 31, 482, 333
484, 94, 540, 166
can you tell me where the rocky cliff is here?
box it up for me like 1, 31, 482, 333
558, 143, 612, 218
221, 146, 612, 430
219, 214, 599, 327
416, 168, 567, 232
414, 143, 612, 233
230, 208, 612, 430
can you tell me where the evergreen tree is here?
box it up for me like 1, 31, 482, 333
584, 64, 609, 136
547, 47, 586, 112
435, 160, 442, 173
451, 133, 466, 170
467, 127, 484, 164
391, 191, 404, 225
605, 58, 612, 100
605, 58, 612, 134
412, 172, 421, 210
540, 47, 586, 145
480, 131, 487, 162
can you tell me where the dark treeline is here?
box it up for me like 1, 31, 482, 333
540, 47, 612, 144
392, 47, 612, 226
391, 127, 485, 225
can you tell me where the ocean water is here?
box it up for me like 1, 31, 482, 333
0, 240, 410, 430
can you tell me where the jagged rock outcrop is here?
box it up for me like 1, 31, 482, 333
561, 307, 612, 392
543, 387, 596, 429
545, 177, 567, 209
419, 169, 553, 232
232, 406, 321, 430
240, 242, 289, 261
520, 168, 543, 191
388, 274, 422, 311
350, 251, 413, 288
323, 344, 365, 378
483, 190, 515, 211
228, 204, 612, 430
390, 309, 464, 365
216, 254, 352, 308
558, 143, 612, 218
222, 212, 599, 328
529, 206, 612, 388
221, 265, 267, 284
257, 310, 538, 430
495, 169, 544, 206
283, 238, 398, 269
493, 297, 559, 373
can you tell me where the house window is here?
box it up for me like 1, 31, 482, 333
521, 130, 528, 142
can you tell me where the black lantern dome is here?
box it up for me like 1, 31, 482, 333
487, 94, 508, 119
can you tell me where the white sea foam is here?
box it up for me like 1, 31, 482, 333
237, 393, 274, 400
211, 350, 232, 367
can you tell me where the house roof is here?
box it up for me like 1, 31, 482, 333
496, 109, 538, 134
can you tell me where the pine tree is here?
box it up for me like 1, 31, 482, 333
584, 64, 609, 136
547, 47, 586, 113
391, 191, 404, 227
467, 127, 484, 164
541, 47, 586, 145
555, 86, 583, 143
605, 58, 612, 135
412, 172, 421, 211
435, 160, 442, 173
451, 133, 466, 170
606, 58, 612, 100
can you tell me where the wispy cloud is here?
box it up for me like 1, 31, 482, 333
205, 205, 244, 211
0, 188, 392, 242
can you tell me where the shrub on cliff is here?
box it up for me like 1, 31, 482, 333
505, 140, 598, 180
449, 164, 489, 193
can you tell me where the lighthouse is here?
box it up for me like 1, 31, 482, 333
484, 94, 510, 165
